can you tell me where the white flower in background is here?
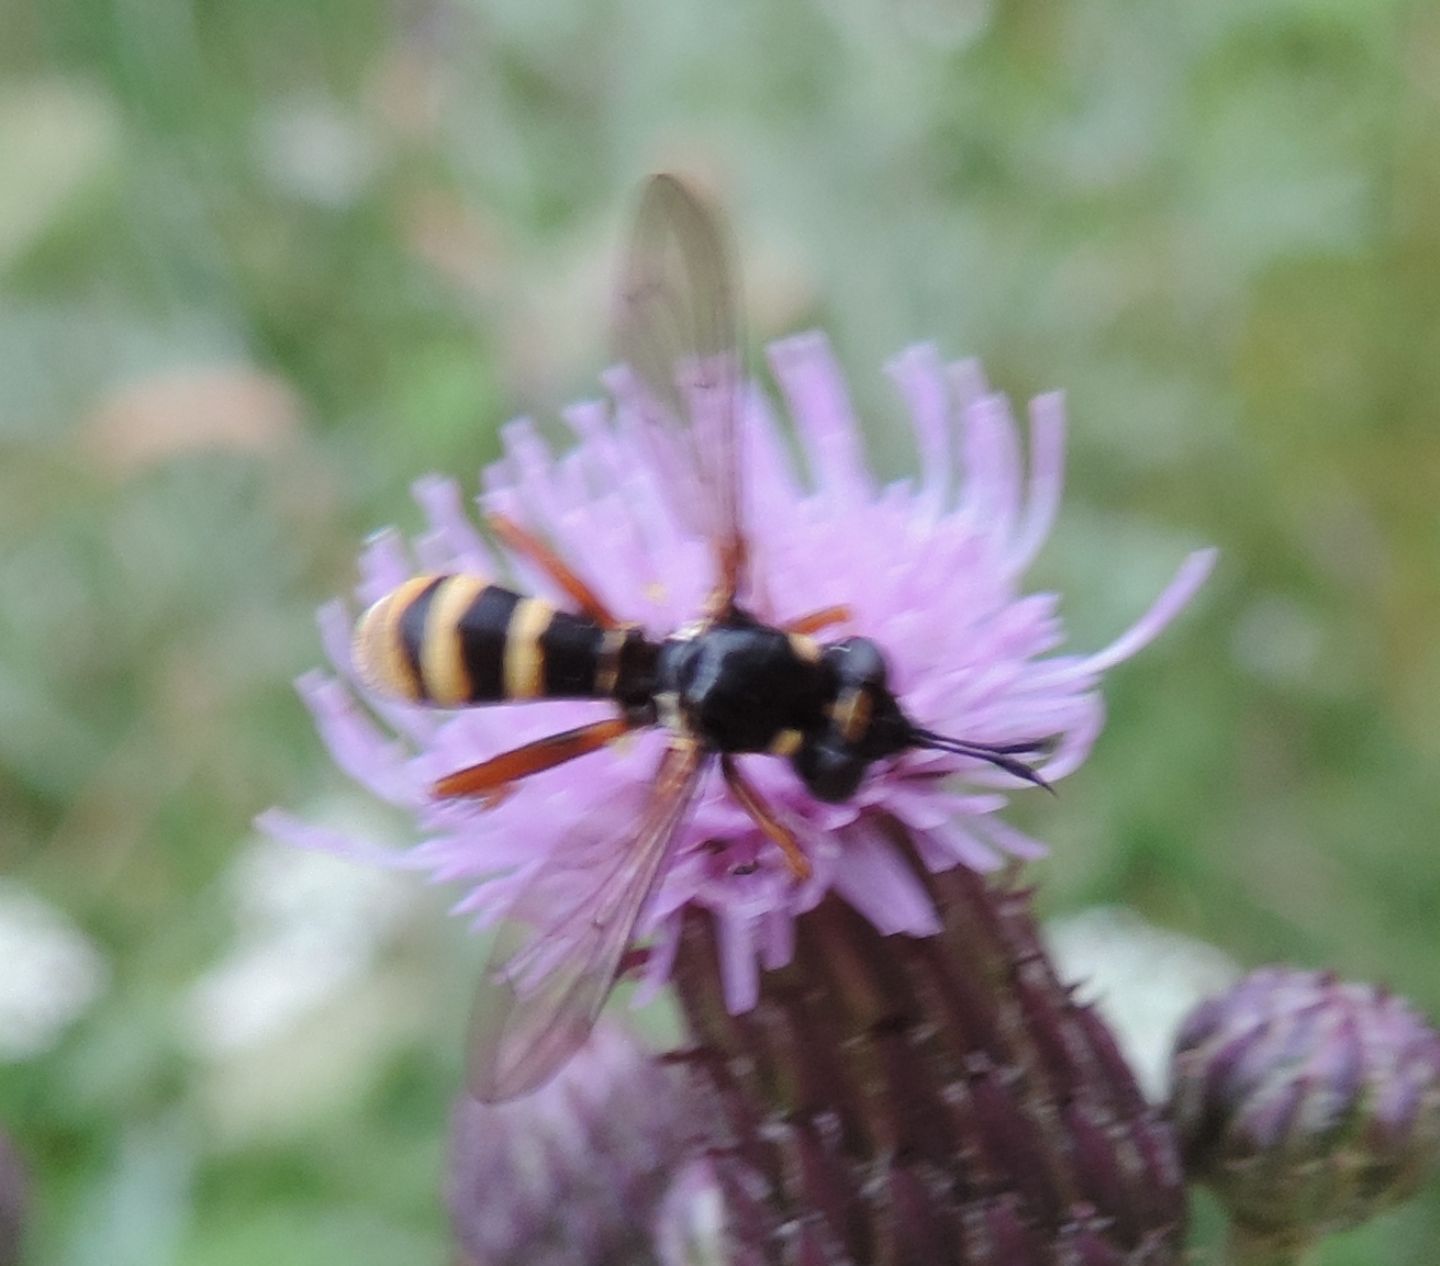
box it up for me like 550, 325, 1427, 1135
179, 807, 413, 1059
1046, 904, 1239, 1100
0, 882, 107, 1061
254, 96, 377, 208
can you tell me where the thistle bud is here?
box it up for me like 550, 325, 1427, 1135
1169, 966, 1440, 1244
446, 1022, 692, 1266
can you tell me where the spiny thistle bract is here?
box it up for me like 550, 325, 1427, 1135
1169, 965, 1440, 1249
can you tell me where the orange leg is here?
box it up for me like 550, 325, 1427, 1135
487, 512, 618, 627
784, 605, 852, 636
721, 755, 813, 881
434, 717, 631, 801
705, 535, 749, 622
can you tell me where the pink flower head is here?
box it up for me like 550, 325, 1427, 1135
260, 332, 1214, 1014
446, 1021, 691, 1264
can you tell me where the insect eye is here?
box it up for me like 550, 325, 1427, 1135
794, 737, 865, 803
824, 637, 889, 690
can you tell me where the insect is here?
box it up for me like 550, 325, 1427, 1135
353, 174, 1049, 1101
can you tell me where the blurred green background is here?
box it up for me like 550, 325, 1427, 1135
2, 0, 1439, 1261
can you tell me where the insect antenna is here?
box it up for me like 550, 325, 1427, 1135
908, 729, 1056, 794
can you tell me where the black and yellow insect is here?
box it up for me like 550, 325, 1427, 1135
353, 175, 1048, 1101
354, 572, 656, 721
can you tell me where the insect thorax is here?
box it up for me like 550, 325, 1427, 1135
656, 618, 830, 753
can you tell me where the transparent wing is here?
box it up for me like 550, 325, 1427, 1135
466, 741, 707, 1102
613, 173, 747, 610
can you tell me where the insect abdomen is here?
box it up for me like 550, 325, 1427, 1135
353, 574, 609, 706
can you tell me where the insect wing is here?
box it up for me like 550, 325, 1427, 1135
614, 174, 747, 609
466, 741, 706, 1101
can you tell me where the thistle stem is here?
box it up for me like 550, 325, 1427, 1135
1226, 1224, 1313, 1266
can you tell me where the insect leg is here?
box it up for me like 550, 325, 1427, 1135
704, 537, 749, 623
487, 512, 619, 627
720, 755, 812, 881
434, 716, 632, 800
783, 604, 852, 636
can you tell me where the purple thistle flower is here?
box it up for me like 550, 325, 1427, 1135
447, 1021, 691, 1265
1170, 966, 1440, 1256
260, 332, 1213, 1014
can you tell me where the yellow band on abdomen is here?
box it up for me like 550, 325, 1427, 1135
502, 597, 555, 700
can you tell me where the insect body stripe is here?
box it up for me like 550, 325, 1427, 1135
540, 610, 606, 697
614, 631, 660, 709
594, 628, 627, 696
455, 586, 523, 701
354, 575, 440, 700
396, 576, 447, 698
787, 633, 822, 664
832, 687, 873, 745
419, 575, 490, 705
502, 598, 556, 700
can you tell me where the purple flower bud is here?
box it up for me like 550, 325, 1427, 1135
446, 1022, 693, 1265
1169, 966, 1440, 1244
